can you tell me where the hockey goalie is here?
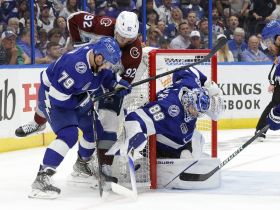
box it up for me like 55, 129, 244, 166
108, 65, 224, 190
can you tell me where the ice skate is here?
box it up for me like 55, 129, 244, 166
28, 167, 60, 199
15, 121, 46, 137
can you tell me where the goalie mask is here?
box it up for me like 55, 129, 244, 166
181, 88, 210, 122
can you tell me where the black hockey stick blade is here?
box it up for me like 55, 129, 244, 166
93, 37, 227, 102
179, 125, 270, 182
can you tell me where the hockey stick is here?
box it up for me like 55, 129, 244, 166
92, 108, 104, 197
93, 37, 227, 102
163, 160, 198, 188
179, 125, 270, 182
111, 155, 138, 199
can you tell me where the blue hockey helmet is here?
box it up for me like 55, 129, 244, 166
92, 37, 122, 65
181, 87, 210, 121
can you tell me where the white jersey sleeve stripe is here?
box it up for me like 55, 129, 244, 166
134, 109, 156, 135
48, 86, 71, 101
42, 70, 51, 87
48, 139, 70, 158
189, 66, 200, 80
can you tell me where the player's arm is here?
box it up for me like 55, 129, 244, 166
67, 11, 99, 43
267, 104, 280, 130
119, 40, 143, 84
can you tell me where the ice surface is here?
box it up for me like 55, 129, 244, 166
0, 129, 280, 210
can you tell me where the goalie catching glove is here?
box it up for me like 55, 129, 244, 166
267, 105, 280, 130
109, 73, 132, 97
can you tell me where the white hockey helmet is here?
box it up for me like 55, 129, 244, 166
115, 11, 139, 39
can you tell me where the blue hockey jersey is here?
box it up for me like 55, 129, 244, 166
125, 66, 208, 155
40, 45, 114, 109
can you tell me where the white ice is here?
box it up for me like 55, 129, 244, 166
1, 129, 280, 210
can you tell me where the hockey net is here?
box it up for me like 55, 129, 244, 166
112, 47, 218, 190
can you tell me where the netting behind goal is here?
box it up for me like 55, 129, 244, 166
112, 48, 217, 190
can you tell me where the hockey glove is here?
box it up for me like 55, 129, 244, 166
110, 75, 132, 97
267, 107, 280, 130
204, 79, 222, 97
75, 92, 93, 112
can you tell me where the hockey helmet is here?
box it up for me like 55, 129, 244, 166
92, 37, 122, 65
115, 11, 139, 39
181, 87, 210, 121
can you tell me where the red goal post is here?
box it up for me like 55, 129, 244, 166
147, 49, 218, 189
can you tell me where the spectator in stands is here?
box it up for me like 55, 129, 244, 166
86, 0, 96, 13
181, 0, 204, 20
169, 7, 184, 28
35, 41, 62, 64
38, 4, 54, 33
157, 0, 173, 25
138, 0, 157, 21
157, 20, 170, 39
38, 28, 48, 56
165, 7, 183, 39
198, 18, 208, 49
224, 15, 239, 40
216, 0, 231, 18
59, 0, 80, 19
217, 35, 234, 62
53, 16, 69, 47
228, 0, 250, 25
17, 28, 44, 59
241, 35, 271, 62
228, 27, 247, 62
212, 6, 225, 44
266, 0, 280, 21
7, 17, 20, 37
158, 36, 171, 49
247, 0, 276, 36
0, 29, 30, 65
146, 25, 161, 48
146, 9, 159, 30
47, 28, 63, 46
170, 21, 190, 49
188, 30, 202, 49
256, 33, 274, 61
186, 11, 198, 31
0, 0, 18, 25
104, 0, 135, 18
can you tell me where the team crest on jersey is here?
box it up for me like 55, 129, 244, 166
75, 62, 87, 74
130, 47, 140, 59
168, 105, 180, 117
180, 123, 188, 134
100, 18, 112, 27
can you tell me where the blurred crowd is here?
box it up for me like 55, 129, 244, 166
0, 0, 279, 65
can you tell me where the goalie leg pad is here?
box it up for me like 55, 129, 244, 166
157, 158, 221, 189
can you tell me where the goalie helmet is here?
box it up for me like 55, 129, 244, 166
92, 37, 122, 65
115, 11, 139, 39
181, 87, 210, 121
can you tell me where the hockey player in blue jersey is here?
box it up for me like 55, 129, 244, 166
28, 37, 131, 199
108, 66, 223, 163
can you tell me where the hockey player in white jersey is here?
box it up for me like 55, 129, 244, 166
108, 67, 223, 188
28, 37, 131, 199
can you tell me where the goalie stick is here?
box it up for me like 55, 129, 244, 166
111, 155, 138, 199
93, 36, 227, 102
179, 125, 270, 182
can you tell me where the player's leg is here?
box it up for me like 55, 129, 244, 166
29, 90, 80, 199
97, 96, 124, 178
71, 108, 97, 181
255, 86, 280, 141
